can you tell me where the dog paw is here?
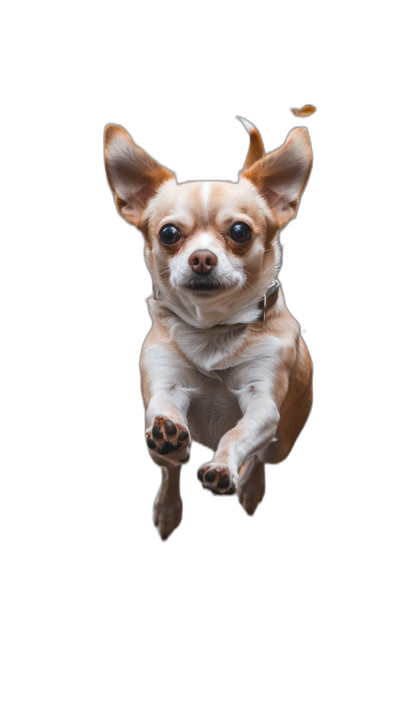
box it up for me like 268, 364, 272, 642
153, 499, 183, 542
197, 463, 237, 494
146, 416, 190, 464
237, 484, 264, 515
153, 498, 183, 541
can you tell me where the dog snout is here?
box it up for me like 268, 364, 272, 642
188, 250, 218, 275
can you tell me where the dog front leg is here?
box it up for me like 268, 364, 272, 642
142, 344, 197, 467
198, 394, 280, 494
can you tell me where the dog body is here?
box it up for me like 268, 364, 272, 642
104, 120, 313, 539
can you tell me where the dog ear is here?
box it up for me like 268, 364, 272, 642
104, 124, 175, 226
242, 127, 312, 228
237, 117, 265, 171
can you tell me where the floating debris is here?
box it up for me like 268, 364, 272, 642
291, 104, 316, 117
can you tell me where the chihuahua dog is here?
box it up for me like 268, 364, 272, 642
104, 118, 313, 540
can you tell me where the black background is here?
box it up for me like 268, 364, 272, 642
72, 75, 349, 585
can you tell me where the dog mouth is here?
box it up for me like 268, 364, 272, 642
182, 276, 228, 292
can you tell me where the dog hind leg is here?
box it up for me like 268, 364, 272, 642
153, 464, 182, 540
237, 456, 265, 516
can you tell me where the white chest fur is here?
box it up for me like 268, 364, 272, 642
166, 315, 251, 372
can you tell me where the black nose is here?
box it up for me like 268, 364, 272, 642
188, 250, 218, 275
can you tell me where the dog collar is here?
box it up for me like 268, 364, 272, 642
256, 279, 280, 320
152, 279, 280, 323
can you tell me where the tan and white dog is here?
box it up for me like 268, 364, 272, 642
104, 118, 313, 540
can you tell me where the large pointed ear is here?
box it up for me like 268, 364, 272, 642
242, 127, 312, 228
237, 116, 265, 171
104, 124, 175, 226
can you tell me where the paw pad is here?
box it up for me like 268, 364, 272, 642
146, 416, 190, 461
197, 464, 235, 494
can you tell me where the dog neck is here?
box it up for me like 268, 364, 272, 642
151, 280, 280, 329
148, 282, 281, 372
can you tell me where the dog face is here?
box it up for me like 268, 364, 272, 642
104, 120, 312, 319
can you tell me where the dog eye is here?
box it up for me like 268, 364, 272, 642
159, 224, 181, 245
229, 222, 252, 243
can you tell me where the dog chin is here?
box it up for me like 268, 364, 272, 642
181, 277, 231, 293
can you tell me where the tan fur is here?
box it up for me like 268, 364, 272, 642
243, 126, 265, 171
104, 119, 313, 539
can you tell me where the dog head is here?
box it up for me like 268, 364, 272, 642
104, 119, 312, 324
